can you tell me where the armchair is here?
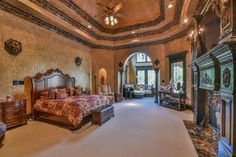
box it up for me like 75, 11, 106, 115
98, 84, 115, 104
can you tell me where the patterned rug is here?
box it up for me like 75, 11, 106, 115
184, 120, 219, 157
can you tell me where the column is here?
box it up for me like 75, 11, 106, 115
154, 68, 159, 103
119, 70, 123, 94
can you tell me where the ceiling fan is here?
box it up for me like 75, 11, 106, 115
95, 0, 126, 26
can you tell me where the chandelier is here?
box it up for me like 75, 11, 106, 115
105, 15, 118, 26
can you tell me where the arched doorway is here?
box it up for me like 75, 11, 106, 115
118, 52, 160, 102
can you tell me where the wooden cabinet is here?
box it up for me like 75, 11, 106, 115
0, 99, 27, 129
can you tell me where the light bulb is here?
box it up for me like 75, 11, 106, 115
110, 16, 114, 21
114, 18, 118, 24
105, 17, 109, 22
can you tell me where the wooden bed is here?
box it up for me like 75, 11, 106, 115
31, 69, 91, 130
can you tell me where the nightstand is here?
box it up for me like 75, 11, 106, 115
0, 99, 27, 129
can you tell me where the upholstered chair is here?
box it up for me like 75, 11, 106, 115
98, 84, 115, 104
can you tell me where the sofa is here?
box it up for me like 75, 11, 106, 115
98, 84, 115, 104
123, 84, 154, 99
136, 84, 154, 97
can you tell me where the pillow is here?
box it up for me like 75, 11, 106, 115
56, 92, 68, 99
101, 85, 108, 93
40, 90, 49, 99
67, 87, 75, 96
74, 86, 83, 96
147, 85, 153, 90
49, 88, 58, 99
56, 88, 68, 99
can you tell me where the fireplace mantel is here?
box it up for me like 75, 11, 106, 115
190, 43, 236, 157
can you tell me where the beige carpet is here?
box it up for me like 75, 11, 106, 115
0, 98, 197, 157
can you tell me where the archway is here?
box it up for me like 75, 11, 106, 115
118, 51, 160, 102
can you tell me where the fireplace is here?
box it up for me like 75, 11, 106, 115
191, 44, 236, 156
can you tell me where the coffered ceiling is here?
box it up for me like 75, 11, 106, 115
0, 0, 200, 49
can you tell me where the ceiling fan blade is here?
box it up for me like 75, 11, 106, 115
94, 13, 107, 18
116, 13, 128, 19
113, 3, 123, 13
97, 2, 109, 12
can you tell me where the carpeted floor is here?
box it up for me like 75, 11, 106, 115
0, 98, 197, 157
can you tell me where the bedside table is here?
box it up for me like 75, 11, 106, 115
0, 99, 27, 129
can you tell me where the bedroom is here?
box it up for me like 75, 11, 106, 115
0, 0, 236, 157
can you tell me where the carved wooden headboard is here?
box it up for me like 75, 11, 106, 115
31, 69, 75, 109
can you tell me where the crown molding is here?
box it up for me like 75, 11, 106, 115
0, 0, 189, 50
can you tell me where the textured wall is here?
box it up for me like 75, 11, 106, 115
92, 37, 192, 103
0, 10, 92, 105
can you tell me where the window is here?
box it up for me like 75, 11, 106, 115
147, 70, 155, 86
136, 53, 151, 63
137, 70, 145, 84
171, 61, 183, 88
168, 52, 186, 91
136, 67, 155, 86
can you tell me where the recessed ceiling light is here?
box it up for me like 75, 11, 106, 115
132, 31, 135, 34
131, 39, 139, 42
87, 25, 92, 29
168, 4, 173, 9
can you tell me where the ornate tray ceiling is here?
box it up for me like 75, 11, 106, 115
0, 0, 200, 49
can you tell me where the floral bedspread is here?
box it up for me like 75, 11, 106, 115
34, 95, 110, 127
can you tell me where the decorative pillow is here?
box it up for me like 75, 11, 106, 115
74, 86, 83, 96
101, 85, 108, 93
40, 90, 49, 99
67, 87, 75, 96
56, 88, 68, 99
107, 85, 111, 93
56, 92, 68, 99
49, 88, 58, 99
147, 85, 152, 90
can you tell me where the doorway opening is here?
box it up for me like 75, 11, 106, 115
118, 52, 160, 99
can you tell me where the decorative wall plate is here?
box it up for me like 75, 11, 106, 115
4, 39, 22, 56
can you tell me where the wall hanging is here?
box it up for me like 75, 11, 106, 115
75, 57, 82, 66
4, 39, 22, 56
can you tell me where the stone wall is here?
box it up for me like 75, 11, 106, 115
0, 10, 92, 112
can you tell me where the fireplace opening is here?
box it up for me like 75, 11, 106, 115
208, 91, 221, 133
